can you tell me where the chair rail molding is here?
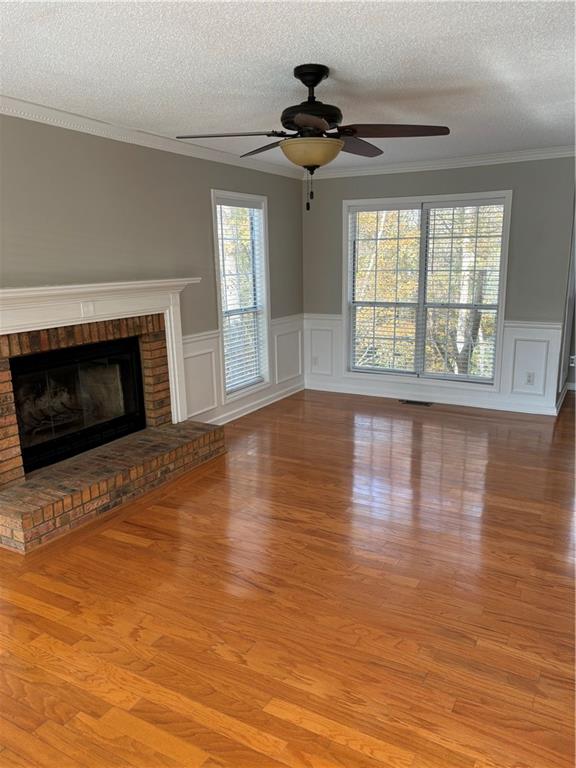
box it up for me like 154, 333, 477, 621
0, 278, 200, 423
182, 314, 304, 425
303, 314, 564, 416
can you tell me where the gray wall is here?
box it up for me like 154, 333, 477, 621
0, 115, 303, 335
304, 158, 575, 322
2, 115, 574, 332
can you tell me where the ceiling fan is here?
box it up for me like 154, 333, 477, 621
177, 64, 450, 207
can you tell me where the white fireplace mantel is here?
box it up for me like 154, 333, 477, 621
0, 278, 201, 423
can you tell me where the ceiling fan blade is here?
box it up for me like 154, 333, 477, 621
341, 136, 383, 158
176, 130, 286, 139
241, 141, 283, 158
293, 113, 330, 132
339, 124, 450, 138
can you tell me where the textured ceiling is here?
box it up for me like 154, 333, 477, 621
1, 1, 574, 171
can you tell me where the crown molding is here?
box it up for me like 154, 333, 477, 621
0, 95, 303, 180
2, 95, 573, 183
315, 146, 575, 179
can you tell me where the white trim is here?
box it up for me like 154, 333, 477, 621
182, 313, 304, 424
0, 95, 302, 180
511, 336, 548, 396
316, 146, 575, 179
183, 348, 219, 417
184, 328, 220, 344
567, 382, 576, 392
0, 278, 198, 308
210, 381, 304, 425
271, 314, 304, 383
211, 189, 269, 207
303, 313, 343, 323
557, 381, 569, 412
303, 314, 564, 416
271, 314, 304, 326
210, 189, 272, 404
341, 190, 512, 392
342, 190, 514, 209
275, 328, 303, 384
0, 278, 199, 423
504, 320, 563, 330
305, 377, 559, 416
558, 212, 575, 391
2, 96, 572, 183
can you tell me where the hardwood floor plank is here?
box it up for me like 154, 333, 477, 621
0, 652, 112, 722
97, 708, 208, 765
67, 712, 183, 767
0, 690, 47, 731
264, 698, 415, 767
34, 720, 135, 768
0, 715, 80, 768
129, 698, 291, 768
0, 748, 44, 768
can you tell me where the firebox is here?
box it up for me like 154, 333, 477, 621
10, 337, 146, 472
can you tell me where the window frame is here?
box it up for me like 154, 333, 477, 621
211, 189, 272, 403
342, 190, 513, 390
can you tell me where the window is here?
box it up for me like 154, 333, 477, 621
213, 192, 269, 396
347, 195, 509, 383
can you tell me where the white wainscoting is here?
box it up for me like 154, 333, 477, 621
303, 314, 564, 416
183, 315, 304, 425
183, 313, 564, 422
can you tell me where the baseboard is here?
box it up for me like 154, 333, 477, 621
304, 375, 559, 416
207, 381, 304, 425
556, 382, 569, 413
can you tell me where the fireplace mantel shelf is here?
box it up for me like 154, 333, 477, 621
0, 278, 200, 308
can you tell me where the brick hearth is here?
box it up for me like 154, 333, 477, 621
0, 420, 225, 552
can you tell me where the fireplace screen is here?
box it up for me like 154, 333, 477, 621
10, 337, 146, 472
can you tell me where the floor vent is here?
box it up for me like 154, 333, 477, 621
399, 399, 432, 406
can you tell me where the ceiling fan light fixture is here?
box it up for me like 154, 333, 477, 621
280, 137, 344, 169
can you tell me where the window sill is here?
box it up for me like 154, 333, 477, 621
343, 367, 500, 393
223, 377, 270, 405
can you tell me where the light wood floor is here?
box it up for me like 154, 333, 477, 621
0, 391, 573, 768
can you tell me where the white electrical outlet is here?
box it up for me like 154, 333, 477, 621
312, 355, 319, 367
525, 371, 535, 386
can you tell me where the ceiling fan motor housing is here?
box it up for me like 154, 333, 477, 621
281, 102, 343, 132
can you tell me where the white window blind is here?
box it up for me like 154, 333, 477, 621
348, 198, 506, 382
214, 196, 269, 395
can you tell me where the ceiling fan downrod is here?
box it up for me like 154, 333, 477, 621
293, 63, 329, 104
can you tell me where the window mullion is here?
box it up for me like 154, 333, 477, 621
348, 213, 359, 372
415, 205, 429, 376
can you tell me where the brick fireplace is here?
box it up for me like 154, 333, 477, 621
0, 279, 225, 553
0, 313, 171, 487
